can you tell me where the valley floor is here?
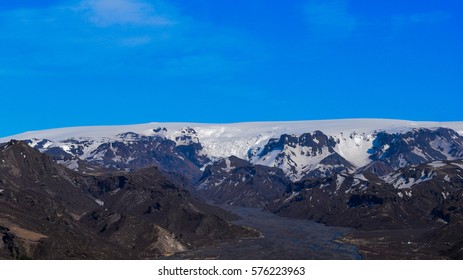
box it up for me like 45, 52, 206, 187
339, 228, 454, 260
163, 206, 361, 260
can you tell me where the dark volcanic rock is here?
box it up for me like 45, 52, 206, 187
268, 161, 463, 231
25, 132, 210, 186
86, 134, 207, 184
257, 131, 337, 159
78, 166, 258, 248
367, 128, 463, 171
0, 140, 256, 259
193, 156, 289, 207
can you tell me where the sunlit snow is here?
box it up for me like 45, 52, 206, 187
2, 119, 463, 179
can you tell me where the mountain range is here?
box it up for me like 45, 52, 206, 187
1, 119, 463, 259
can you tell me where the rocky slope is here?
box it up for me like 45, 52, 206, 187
194, 156, 289, 207
265, 160, 463, 259
268, 160, 463, 229
0, 141, 256, 259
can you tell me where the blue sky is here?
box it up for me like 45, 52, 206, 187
1, 0, 462, 137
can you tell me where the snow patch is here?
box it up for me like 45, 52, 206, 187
95, 199, 104, 206
57, 159, 79, 171
333, 132, 373, 168
354, 173, 369, 181
336, 174, 346, 192
398, 154, 407, 168
109, 188, 121, 196
284, 192, 300, 203
392, 171, 436, 189
430, 137, 457, 160
412, 147, 429, 160
224, 157, 232, 173
428, 161, 447, 168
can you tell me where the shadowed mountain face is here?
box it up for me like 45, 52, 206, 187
0, 141, 257, 259
268, 161, 463, 230
25, 132, 208, 186
266, 160, 463, 259
193, 156, 290, 207
364, 128, 463, 175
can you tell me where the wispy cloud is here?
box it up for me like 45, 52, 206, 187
304, 0, 357, 39
0, 0, 260, 80
78, 0, 174, 27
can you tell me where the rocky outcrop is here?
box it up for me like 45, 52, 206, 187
194, 156, 289, 207
268, 160, 463, 231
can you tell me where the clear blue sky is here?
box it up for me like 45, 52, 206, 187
1, 0, 462, 137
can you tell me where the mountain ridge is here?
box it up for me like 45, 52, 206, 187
3, 119, 463, 182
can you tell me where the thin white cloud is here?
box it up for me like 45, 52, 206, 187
304, 0, 357, 39
79, 0, 174, 27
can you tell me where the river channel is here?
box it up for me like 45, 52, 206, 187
167, 206, 362, 260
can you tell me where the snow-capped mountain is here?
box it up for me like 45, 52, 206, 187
2, 119, 463, 183
250, 131, 359, 180
3, 119, 463, 259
